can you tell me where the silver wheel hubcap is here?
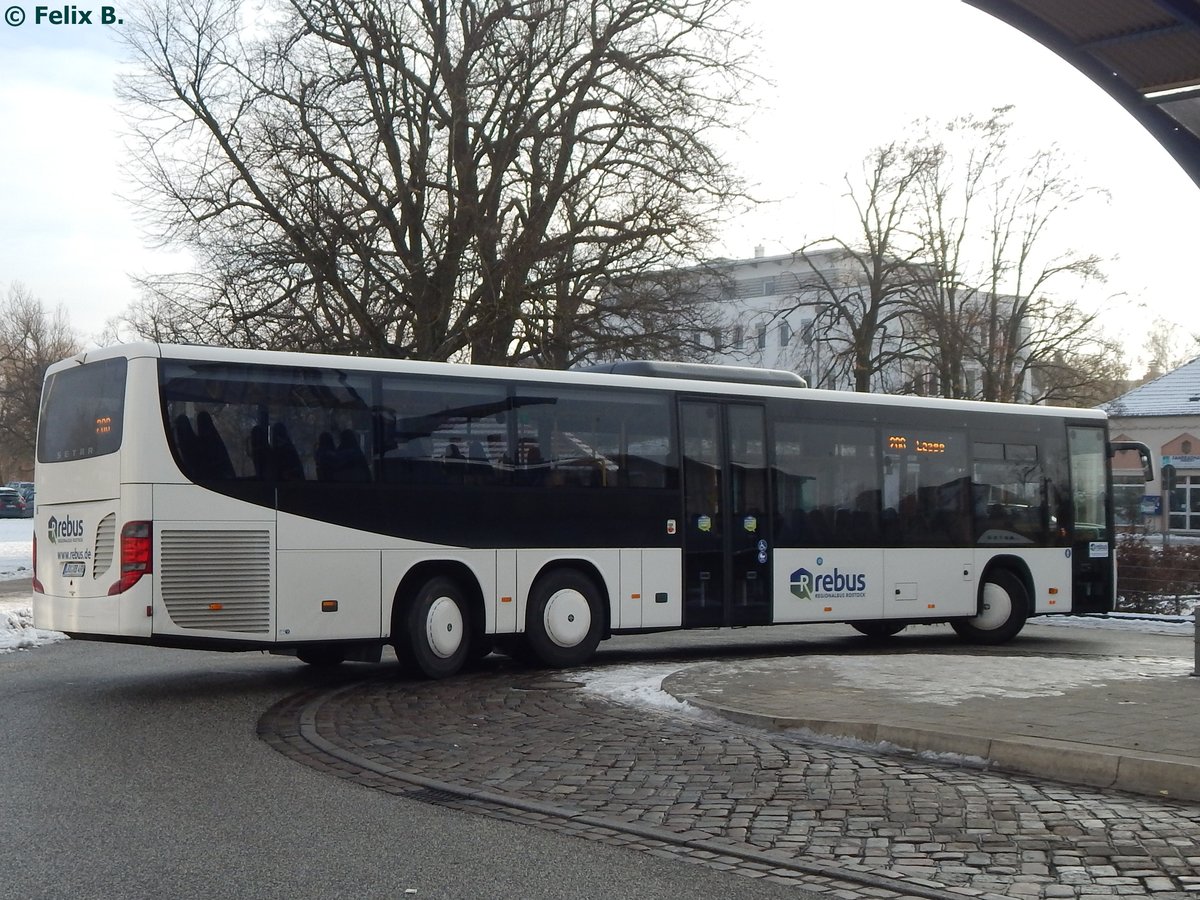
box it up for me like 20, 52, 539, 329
971, 582, 1012, 631
543, 588, 591, 648
426, 596, 464, 659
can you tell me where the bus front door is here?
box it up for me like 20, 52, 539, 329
680, 401, 772, 628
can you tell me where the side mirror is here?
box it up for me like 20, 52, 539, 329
1109, 441, 1155, 483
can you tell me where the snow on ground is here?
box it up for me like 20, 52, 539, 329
0, 518, 62, 652
0, 517, 32, 582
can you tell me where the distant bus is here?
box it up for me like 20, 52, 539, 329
32, 343, 1152, 677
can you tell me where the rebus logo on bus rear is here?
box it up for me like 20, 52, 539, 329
47, 515, 85, 544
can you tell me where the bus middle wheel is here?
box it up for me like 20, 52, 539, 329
402, 575, 471, 679
525, 569, 603, 668
851, 620, 906, 638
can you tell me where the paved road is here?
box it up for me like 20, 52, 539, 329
5, 592, 1199, 899
262, 626, 1200, 900
0, 639, 815, 900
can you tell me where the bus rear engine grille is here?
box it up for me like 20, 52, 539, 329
160, 530, 271, 634
93, 513, 116, 579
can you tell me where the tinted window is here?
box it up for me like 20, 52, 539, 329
881, 426, 970, 547
37, 357, 127, 463
511, 387, 675, 489
377, 377, 509, 486
972, 442, 1048, 545
774, 420, 879, 546
161, 362, 373, 482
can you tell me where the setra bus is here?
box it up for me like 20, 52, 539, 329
32, 343, 1152, 677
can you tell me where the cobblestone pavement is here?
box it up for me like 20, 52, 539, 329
259, 666, 1200, 900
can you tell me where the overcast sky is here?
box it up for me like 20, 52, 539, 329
1, 0, 1196, 372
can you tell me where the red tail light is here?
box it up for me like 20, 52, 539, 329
32, 533, 44, 594
109, 521, 152, 595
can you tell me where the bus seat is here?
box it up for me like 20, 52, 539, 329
315, 432, 337, 481
335, 430, 372, 482
173, 415, 201, 475
271, 422, 306, 481
250, 424, 272, 480
196, 411, 235, 480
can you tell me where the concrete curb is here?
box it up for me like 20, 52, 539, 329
673, 694, 1200, 804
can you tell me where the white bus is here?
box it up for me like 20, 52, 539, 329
32, 343, 1152, 677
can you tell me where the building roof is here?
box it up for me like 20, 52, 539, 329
966, 0, 1200, 188
1103, 354, 1200, 416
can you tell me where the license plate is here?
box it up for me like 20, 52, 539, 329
62, 562, 86, 578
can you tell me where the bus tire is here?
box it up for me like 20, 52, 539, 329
403, 576, 471, 679
952, 569, 1028, 645
524, 569, 603, 668
851, 620, 906, 638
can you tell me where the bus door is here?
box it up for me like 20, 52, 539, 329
679, 400, 772, 628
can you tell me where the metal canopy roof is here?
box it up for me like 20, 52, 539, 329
965, 0, 1200, 187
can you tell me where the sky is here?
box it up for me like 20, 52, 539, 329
0, 0, 1197, 372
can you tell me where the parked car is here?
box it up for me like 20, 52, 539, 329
0, 487, 25, 518
6, 481, 33, 499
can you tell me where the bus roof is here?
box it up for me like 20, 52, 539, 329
50, 341, 1107, 422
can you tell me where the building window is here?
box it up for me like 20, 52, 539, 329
779, 321, 792, 347
731, 324, 744, 347
756, 324, 767, 350
763, 277, 776, 296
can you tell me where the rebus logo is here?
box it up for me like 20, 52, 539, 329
790, 567, 815, 601
790, 563, 867, 600
47, 515, 85, 544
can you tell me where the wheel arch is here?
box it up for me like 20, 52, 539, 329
390, 560, 487, 644
529, 558, 612, 639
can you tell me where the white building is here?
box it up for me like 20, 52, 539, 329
693, 247, 1031, 400
1103, 357, 1200, 532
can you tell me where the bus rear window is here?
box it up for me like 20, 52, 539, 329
37, 357, 127, 463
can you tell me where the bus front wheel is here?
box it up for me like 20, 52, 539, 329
952, 570, 1028, 645
525, 570, 603, 668
402, 576, 471, 679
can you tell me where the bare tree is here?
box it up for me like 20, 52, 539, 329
797, 109, 1118, 403
1138, 316, 1199, 382
0, 284, 81, 480
785, 142, 931, 391
1028, 326, 1129, 407
909, 109, 1112, 402
118, 0, 753, 366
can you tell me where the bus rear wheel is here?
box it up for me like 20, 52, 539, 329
525, 570, 603, 668
401, 576, 471, 679
952, 569, 1028, 645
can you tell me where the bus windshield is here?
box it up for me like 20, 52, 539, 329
36, 357, 127, 463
